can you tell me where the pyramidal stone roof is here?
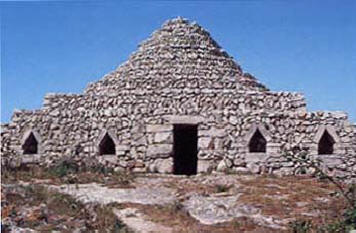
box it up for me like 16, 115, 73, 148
85, 17, 268, 95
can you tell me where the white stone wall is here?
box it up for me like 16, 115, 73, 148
1, 89, 355, 180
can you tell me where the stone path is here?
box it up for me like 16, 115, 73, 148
183, 194, 286, 229
45, 174, 334, 231
48, 174, 291, 230
49, 183, 176, 205
113, 208, 173, 233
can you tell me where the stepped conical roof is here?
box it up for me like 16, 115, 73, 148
85, 17, 268, 95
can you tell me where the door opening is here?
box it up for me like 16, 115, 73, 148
173, 124, 198, 175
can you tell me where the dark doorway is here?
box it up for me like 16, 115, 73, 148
318, 130, 335, 155
23, 132, 38, 154
249, 129, 267, 153
173, 124, 198, 175
99, 133, 116, 155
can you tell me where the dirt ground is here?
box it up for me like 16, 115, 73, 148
1, 170, 350, 232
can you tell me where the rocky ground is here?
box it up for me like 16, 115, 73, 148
1, 170, 351, 232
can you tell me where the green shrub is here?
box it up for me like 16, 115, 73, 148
50, 157, 79, 177
215, 184, 231, 193
289, 219, 312, 233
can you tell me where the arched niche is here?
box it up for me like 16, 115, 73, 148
313, 125, 341, 155
96, 130, 118, 155
318, 130, 335, 154
21, 130, 42, 155
249, 129, 267, 153
244, 123, 273, 154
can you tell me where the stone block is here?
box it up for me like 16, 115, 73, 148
233, 158, 246, 167
146, 124, 172, 133
273, 167, 294, 176
99, 155, 117, 164
197, 160, 212, 173
147, 144, 172, 157
22, 154, 42, 164
225, 158, 232, 168
244, 153, 267, 163
133, 135, 147, 146
280, 161, 294, 167
117, 151, 126, 156
114, 166, 126, 173
155, 158, 173, 174
315, 155, 344, 168
267, 143, 281, 154
217, 160, 228, 172
247, 163, 260, 174
132, 167, 146, 173
154, 132, 172, 143
229, 116, 238, 125
199, 137, 212, 149
49, 109, 60, 117
163, 115, 204, 124
233, 167, 249, 173
116, 145, 130, 151
198, 128, 225, 137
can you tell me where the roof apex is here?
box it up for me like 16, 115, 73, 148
85, 18, 268, 94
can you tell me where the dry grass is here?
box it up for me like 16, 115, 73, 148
237, 174, 348, 228
1, 184, 132, 232
2, 165, 135, 188
2, 167, 353, 232
133, 174, 350, 232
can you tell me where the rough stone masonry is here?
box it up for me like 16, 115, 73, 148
1, 17, 356, 179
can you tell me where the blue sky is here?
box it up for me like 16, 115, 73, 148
1, 1, 355, 123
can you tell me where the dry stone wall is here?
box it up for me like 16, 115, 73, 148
84, 18, 267, 95
1, 17, 356, 180
1, 89, 356, 179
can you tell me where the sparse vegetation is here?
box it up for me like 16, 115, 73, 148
1, 184, 133, 232
285, 150, 356, 232
1, 155, 135, 187
215, 184, 232, 193
1, 156, 137, 232
2, 150, 356, 232
164, 200, 185, 213
289, 219, 313, 233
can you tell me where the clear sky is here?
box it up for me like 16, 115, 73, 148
1, 0, 355, 123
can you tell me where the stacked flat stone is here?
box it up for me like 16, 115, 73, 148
1, 17, 356, 180
84, 17, 267, 95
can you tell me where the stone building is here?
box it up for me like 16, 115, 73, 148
1, 18, 356, 177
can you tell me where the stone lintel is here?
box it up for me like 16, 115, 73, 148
163, 115, 204, 125
146, 124, 173, 133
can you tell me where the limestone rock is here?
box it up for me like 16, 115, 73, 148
154, 132, 171, 143
155, 158, 173, 174
217, 160, 228, 172
247, 163, 260, 174
197, 160, 212, 173
147, 144, 172, 158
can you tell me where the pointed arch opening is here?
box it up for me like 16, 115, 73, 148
99, 133, 116, 155
318, 130, 335, 155
248, 129, 267, 153
22, 132, 38, 154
